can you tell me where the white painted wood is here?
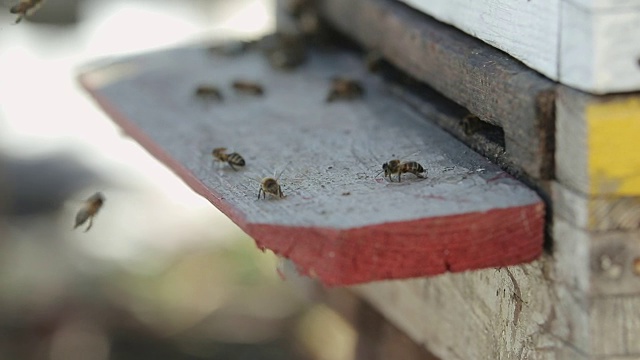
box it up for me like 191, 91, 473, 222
569, 0, 640, 9
561, 0, 640, 93
398, 0, 559, 81
398, 0, 640, 93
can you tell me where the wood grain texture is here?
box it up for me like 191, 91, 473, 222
319, 0, 557, 181
349, 220, 640, 359
353, 256, 591, 360
591, 295, 640, 357
398, 0, 559, 80
397, 0, 640, 93
553, 181, 640, 231
554, 218, 640, 297
556, 86, 640, 197
78, 45, 544, 286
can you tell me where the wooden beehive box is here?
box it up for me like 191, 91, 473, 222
79, 45, 544, 287
310, 0, 640, 358
78, 0, 640, 357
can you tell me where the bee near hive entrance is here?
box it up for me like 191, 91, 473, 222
378, 151, 426, 182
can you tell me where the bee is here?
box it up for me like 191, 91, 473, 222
381, 159, 426, 182
212, 147, 246, 171
194, 85, 223, 102
259, 177, 284, 199
364, 50, 384, 73
74, 192, 105, 232
262, 33, 307, 70
232, 80, 264, 96
207, 40, 257, 57
461, 114, 486, 136
252, 164, 289, 199
326, 77, 364, 102
10, 0, 45, 24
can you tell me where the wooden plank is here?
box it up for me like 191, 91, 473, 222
353, 256, 590, 360
570, 0, 640, 9
399, 0, 640, 93
398, 0, 559, 80
349, 220, 640, 358
553, 181, 640, 231
78, 45, 544, 286
554, 218, 640, 297
319, 0, 557, 181
560, 1, 640, 93
591, 296, 640, 357
556, 87, 640, 197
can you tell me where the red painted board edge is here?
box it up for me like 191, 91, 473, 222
79, 74, 545, 287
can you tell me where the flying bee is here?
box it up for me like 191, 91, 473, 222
232, 80, 264, 96
74, 192, 105, 232
10, 0, 45, 24
326, 77, 364, 102
212, 147, 246, 171
194, 85, 223, 102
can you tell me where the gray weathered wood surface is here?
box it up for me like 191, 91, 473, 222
553, 181, 640, 231
352, 256, 590, 360
318, 0, 557, 181
79, 44, 544, 285
81, 46, 540, 228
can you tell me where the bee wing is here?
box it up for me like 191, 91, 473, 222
74, 208, 90, 228
397, 150, 421, 161
275, 161, 292, 181
242, 174, 262, 184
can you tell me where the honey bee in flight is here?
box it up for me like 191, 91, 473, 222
212, 147, 246, 171
74, 192, 105, 232
326, 77, 364, 102
380, 153, 426, 182
194, 85, 223, 102
232, 80, 264, 96
10, 0, 45, 24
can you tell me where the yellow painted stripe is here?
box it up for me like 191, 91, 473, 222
587, 98, 640, 195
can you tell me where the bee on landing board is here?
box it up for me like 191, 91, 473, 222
326, 77, 364, 102
10, 0, 45, 24
249, 164, 289, 200
194, 85, 223, 102
379, 152, 426, 182
212, 147, 246, 171
74, 192, 105, 232
231, 80, 264, 96
258, 177, 284, 199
